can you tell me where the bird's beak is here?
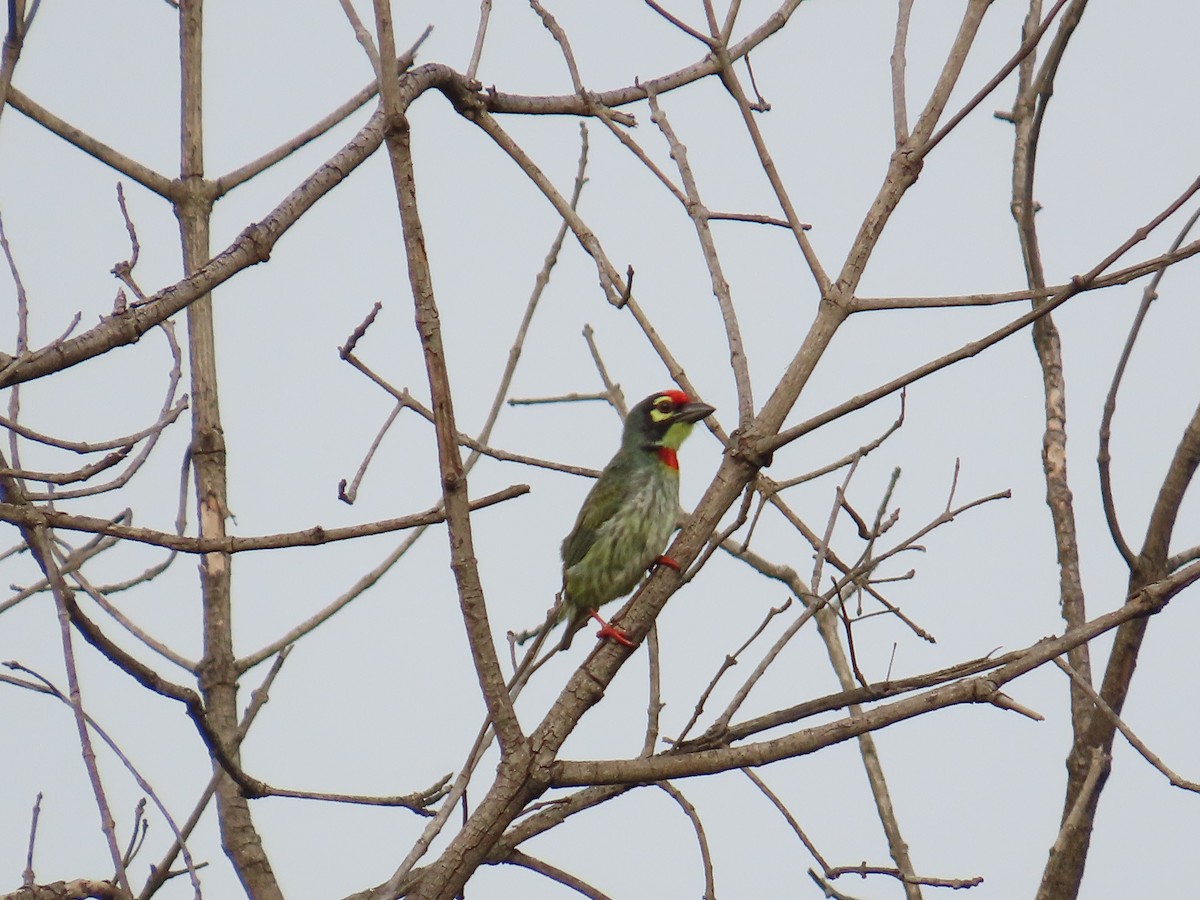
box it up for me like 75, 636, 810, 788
677, 401, 716, 424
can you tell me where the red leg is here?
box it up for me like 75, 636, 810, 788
589, 609, 636, 647
654, 554, 681, 572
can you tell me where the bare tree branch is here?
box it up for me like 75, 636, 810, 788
551, 577, 1190, 787
768, 174, 1200, 455
373, 0, 522, 757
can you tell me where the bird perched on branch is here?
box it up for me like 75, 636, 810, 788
554, 389, 715, 651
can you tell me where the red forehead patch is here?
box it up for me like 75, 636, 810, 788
659, 389, 691, 405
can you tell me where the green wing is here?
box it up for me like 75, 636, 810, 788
560, 457, 638, 569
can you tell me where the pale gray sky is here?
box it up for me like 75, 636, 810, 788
1, 1, 1198, 898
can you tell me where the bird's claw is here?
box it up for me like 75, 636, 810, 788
654, 554, 681, 572
594, 623, 636, 647
589, 609, 636, 647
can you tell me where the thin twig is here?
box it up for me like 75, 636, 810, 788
917, 0, 1071, 161
5, 661, 202, 897
6, 505, 133, 893
62, 556, 197, 672
645, 88, 752, 426
139, 648, 291, 899
742, 768, 829, 871
658, 783, 716, 899
22, 792, 41, 887
672, 597, 792, 745
855, 239, 1200, 310
7, 86, 174, 195
338, 401, 403, 504
707, 41, 829, 293
550, 578, 1191, 786
642, 625, 663, 756
338, 0, 382, 77
503, 851, 614, 900
0, 484, 528, 553
1098, 205, 1200, 567
529, 1, 584, 94
465, 0, 492, 80
824, 863, 983, 890
341, 366, 603, 476
771, 174, 1200, 453
1054, 657, 1200, 792
0, 211, 29, 472
889, 0, 914, 145
644, 0, 713, 45
216, 26, 432, 193
0, 530, 118, 616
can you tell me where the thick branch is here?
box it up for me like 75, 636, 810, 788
374, 6, 522, 758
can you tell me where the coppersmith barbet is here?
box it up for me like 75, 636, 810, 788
556, 389, 715, 650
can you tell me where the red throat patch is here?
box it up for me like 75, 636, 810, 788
657, 447, 679, 470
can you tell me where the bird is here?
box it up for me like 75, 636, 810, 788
555, 389, 715, 650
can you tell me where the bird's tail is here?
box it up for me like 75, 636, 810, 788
557, 607, 588, 651
510, 593, 565, 647
503, 595, 568, 704
511, 623, 545, 646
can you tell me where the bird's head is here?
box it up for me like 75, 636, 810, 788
624, 390, 716, 452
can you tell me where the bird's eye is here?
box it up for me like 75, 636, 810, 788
655, 398, 675, 413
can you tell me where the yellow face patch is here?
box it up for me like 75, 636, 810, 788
648, 395, 677, 423
660, 420, 694, 450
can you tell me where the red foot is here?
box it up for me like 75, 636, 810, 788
654, 554, 681, 572
589, 609, 636, 647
